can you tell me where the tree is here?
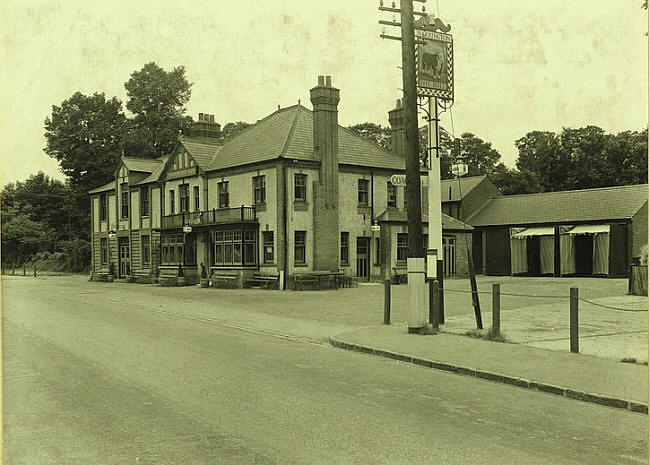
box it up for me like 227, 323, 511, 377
442, 132, 501, 177
1, 212, 50, 264
489, 163, 542, 195
218, 121, 251, 143
347, 123, 391, 150
515, 131, 570, 191
124, 62, 193, 159
44, 92, 127, 195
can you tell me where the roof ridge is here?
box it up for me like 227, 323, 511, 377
279, 106, 302, 159
337, 124, 405, 163
495, 183, 648, 199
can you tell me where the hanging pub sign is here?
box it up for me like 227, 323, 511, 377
415, 16, 454, 101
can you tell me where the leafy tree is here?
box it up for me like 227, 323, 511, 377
1, 212, 50, 264
218, 121, 251, 143
44, 92, 127, 195
515, 130, 570, 191
442, 132, 501, 177
489, 163, 542, 195
124, 62, 193, 159
347, 122, 391, 150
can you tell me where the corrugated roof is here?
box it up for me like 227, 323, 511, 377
207, 105, 406, 171
180, 138, 220, 170
467, 184, 648, 227
88, 180, 115, 194
440, 176, 486, 202
121, 157, 162, 173
375, 208, 473, 231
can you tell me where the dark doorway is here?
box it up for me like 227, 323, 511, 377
356, 237, 370, 281
574, 234, 594, 276
526, 236, 541, 276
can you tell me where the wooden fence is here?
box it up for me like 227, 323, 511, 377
629, 265, 648, 296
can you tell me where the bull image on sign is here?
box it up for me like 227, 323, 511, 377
415, 18, 454, 101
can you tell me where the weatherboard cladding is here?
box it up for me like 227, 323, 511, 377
467, 184, 648, 227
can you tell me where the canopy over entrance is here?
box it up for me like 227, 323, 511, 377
511, 226, 555, 239
567, 224, 610, 235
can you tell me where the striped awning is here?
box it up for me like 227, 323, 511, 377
511, 226, 555, 239
568, 224, 610, 235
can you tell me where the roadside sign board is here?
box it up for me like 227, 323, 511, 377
183, 225, 192, 233
390, 174, 428, 187
426, 249, 438, 279
415, 21, 454, 100
451, 163, 468, 177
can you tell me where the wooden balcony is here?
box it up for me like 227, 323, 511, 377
161, 206, 257, 229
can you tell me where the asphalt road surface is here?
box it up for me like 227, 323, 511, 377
3, 276, 647, 464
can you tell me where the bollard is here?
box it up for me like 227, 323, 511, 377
384, 279, 391, 325
570, 287, 579, 353
492, 283, 500, 333
429, 280, 439, 329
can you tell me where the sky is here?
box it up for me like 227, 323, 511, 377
0, 0, 647, 186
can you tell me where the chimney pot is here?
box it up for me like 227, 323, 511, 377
210, 114, 215, 123
198, 112, 204, 121
318, 75, 325, 86
325, 76, 332, 86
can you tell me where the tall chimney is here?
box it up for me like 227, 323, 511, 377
310, 75, 340, 271
388, 99, 406, 158
190, 113, 221, 142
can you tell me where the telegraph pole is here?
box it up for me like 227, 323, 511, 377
379, 0, 428, 333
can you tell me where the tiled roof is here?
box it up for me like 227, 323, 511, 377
440, 176, 486, 202
88, 180, 114, 194
375, 208, 473, 232
121, 157, 162, 173
467, 184, 648, 227
208, 105, 406, 171
133, 156, 169, 186
179, 138, 220, 170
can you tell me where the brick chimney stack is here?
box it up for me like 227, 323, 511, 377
190, 113, 221, 142
310, 75, 340, 271
388, 99, 405, 158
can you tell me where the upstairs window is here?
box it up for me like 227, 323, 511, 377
387, 182, 397, 207
193, 186, 200, 211
140, 188, 149, 217
358, 179, 369, 206
294, 174, 307, 201
120, 187, 129, 219
169, 189, 175, 215
218, 181, 229, 208
253, 175, 266, 205
179, 184, 190, 213
99, 193, 108, 221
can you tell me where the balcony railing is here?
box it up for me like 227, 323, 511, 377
162, 206, 256, 229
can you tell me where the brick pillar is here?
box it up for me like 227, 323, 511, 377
310, 75, 340, 271
388, 98, 406, 158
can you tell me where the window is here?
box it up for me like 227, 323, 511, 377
294, 174, 307, 201
121, 187, 129, 219
161, 233, 196, 265
358, 179, 369, 206
170, 190, 175, 215
140, 188, 149, 217
375, 237, 381, 265
262, 231, 274, 263
100, 238, 108, 265
294, 231, 306, 264
403, 191, 407, 210
387, 182, 397, 207
253, 175, 266, 205
141, 235, 150, 266
340, 232, 349, 264
193, 186, 200, 211
100, 194, 107, 221
397, 233, 408, 261
179, 184, 190, 213
212, 229, 257, 266
218, 181, 229, 208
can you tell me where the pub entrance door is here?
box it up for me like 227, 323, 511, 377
356, 237, 370, 281
118, 237, 130, 278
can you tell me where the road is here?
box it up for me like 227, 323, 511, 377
3, 276, 647, 464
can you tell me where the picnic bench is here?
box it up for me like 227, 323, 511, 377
244, 272, 280, 289
210, 273, 238, 288
294, 271, 344, 291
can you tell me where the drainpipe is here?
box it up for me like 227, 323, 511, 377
282, 160, 288, 290
370, 169, 374, 223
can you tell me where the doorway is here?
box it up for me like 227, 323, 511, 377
118, 237, 130, 278
574, 234, 594, 276
356, 237, 370, 281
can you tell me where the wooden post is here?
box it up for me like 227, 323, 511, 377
384, 278, 391, 325
468, 248, 482, 329
570, 287, 579, 353
492, 283, 500, 333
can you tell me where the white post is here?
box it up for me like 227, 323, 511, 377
428, 97, 444, 269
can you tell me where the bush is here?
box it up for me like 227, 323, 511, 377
640, 244, 648, 266
57, 239, 91, 272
